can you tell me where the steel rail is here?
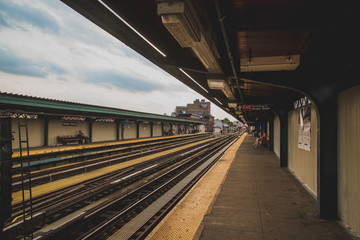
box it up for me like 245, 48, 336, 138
3, 136, 222, 240
11, 134, 211, 191
46, 135, 239, 240
83, 135, 238, 240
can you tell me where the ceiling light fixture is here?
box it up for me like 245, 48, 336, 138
228, 102, 237, 108
179, 68, 208, 93
158, 0, 221, 73
98, 0, 167, 57
240, 55, 300, 72
157, 1, 200, 47
207, 79, 235, 100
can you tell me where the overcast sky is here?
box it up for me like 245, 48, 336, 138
0, 0, 236, 121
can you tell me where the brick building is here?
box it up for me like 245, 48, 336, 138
175, 99, 214, 132
175, 99, 210, 116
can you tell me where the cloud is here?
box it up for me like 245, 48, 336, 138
83, 71, 164, 92
0, 47, 66, 77
0, 1, 60, 32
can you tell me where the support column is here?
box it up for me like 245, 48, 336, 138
317, 96, 338, 219
0, 116, 12, 231
150, 122, 153, 137
121, 122, 125, 140
44, 118, 49, 146
269, 117, 274, 151
263, 120, 268, 134
136, 121, 140, 139
88, 120, 93, 143
278, 110, 288, 167
170, 123, 173, 135
116, 121, 120, 140
161, 122, 164, 136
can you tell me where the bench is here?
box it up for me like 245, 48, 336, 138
57, 136, 82, 145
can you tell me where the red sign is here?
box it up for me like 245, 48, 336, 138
243, 105, 252, 111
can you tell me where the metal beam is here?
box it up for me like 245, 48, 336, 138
0, 116, 12, 232
214, 0, 244, 105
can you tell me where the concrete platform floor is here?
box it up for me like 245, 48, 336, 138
199, 136, 357, 240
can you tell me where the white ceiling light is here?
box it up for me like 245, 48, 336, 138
179, 68, 208, 93
98, 0, 166, 57
213, 97, 222, 105
240, 55, 300, 72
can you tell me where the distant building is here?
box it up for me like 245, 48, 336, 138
202, 114, 214, 132
175, 99, 210, 116
214, 119, 223, 133
175, 99, 213, 132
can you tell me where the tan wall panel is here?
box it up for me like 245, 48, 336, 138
273, 115, 281, 158
92, 122, 116, 142
288, 104, 317, 196
12, 119, 44, 149
123, 122, 137, 139
338, 85, 360, 235
153, 123, 162, 137
48, 120, 89, 145
139, 123, 151, 138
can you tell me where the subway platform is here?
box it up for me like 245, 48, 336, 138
146, 134, 357, 240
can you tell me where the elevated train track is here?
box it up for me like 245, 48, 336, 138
3, 133, 241, 240
11, 133, 210, 172
11, 133, 211, 191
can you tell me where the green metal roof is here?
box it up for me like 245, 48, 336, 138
0, 92, 203, 124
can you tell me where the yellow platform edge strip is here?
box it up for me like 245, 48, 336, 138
145, 133, 246, 240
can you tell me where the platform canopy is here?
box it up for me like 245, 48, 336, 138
60, 0, 357, 124
0, 92, 202, 124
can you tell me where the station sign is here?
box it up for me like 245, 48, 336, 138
239, 104, 270, 111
